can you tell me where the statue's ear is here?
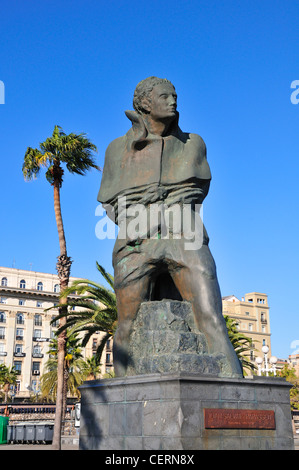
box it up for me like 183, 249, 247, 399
140, 97, 151, 113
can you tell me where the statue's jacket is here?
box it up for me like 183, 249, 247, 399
98, 110, 212, 262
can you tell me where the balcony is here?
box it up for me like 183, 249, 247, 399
33, 337, 49, 342
32, 353, 44, 358
13, 352, 26, 357
33, 337, 50, 342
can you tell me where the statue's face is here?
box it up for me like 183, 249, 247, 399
147, 83, 177, 121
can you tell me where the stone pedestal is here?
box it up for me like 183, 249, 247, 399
126, 300, 229, 376
79, 373, 294, 450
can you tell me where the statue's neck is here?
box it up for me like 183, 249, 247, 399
142, 115, 176, 137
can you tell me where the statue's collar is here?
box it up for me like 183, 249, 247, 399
124, 110, 181, 150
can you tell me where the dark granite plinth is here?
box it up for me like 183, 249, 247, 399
79, 373, 294, 450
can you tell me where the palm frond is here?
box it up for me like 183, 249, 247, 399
23, 125, 99, 186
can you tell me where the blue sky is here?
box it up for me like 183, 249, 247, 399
0, 0, 298, 359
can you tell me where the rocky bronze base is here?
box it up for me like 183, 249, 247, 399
126, 300, 233, 377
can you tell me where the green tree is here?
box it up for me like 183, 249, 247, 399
0, 364, 18, 402
224, 315, 257, 375
84, 356, 102, 380
22, 125, 98, 449
51, 262, 117, 367
278, 364, 299, 410
41, 334, 88, 402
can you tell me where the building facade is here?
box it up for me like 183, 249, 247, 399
222, 292, 272, 363
0, 266, 111, 399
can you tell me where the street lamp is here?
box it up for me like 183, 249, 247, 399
256, 345, 277, 376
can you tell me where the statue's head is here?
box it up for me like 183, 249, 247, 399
133, 76, 177, 117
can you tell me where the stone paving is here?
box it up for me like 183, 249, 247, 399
1, 436, 298, 451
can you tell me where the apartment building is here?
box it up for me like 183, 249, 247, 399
0, 266, 112, 399
222, 292, 272, 362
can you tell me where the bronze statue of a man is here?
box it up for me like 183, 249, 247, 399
98, 76, 243, 377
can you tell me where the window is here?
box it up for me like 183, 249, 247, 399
106, 353, 112, 364
13, 361, 22, 374
19, 299, 25, 306
16, 313, 24, 324
1, 277, 7, 287
33, 344, 41, 355
15, 344, 23, 354
51, 315, 59, 327
34, 314, 42, 326
14, 381, 21, 392
0, 327, 5, 339
261, 312, 266, 322
249, 323, 253, 331
16, 328, 24, 340
37, 282, 43, 291
0, 297, 7, 304
0, 343, 5, 353
31, 380, 38, 393
32, 362, 40, 375
33, 329, 41, 340
0, 312, 6, 323
54, 284, 60, 293
36, 301, 43, 308
20, 279, 26, 289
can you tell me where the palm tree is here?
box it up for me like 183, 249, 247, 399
22, 125, 98, 449
224, 315, 257, 375
51, 262, 117, 367
0, 364, 18, 402
85, 356, 102, 381
41, 334, 88, 403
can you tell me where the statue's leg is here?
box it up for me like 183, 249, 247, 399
113, 277, 150, 376
170, 244, 243, 377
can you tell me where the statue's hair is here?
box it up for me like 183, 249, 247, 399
133, 76, 175, 114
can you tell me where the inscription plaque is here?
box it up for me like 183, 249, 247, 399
204, 408, 276, 429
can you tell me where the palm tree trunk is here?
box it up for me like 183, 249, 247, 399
52, 169, 72, 450
4, 384, 9, 403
